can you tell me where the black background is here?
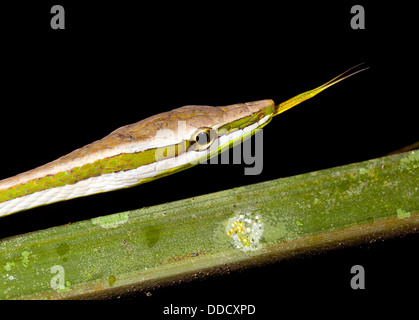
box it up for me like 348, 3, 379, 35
0, 0, 417, 315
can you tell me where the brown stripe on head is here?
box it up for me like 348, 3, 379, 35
0, 100, 275, 190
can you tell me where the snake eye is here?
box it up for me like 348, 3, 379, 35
191, 128, 216, 151
195, 131, 210, 145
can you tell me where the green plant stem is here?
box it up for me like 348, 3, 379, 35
1, 150, 418, 299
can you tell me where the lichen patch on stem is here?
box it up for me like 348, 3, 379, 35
226, 213, 264, 252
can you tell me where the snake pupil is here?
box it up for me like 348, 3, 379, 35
196, 131, 210, 145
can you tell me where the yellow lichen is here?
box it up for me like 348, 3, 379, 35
226, 213, 263, 251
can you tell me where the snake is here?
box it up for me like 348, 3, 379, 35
0, 64, 367, 218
